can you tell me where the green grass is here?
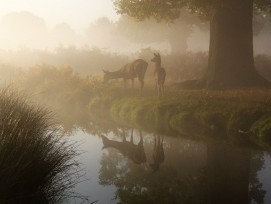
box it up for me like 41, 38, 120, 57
0, 87, 80, 204
89, 89, 271, 149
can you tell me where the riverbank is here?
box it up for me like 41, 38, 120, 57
89, 89, 271, 150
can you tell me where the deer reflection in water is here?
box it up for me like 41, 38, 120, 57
101, 129, 147, 164
150, 134, 165, 172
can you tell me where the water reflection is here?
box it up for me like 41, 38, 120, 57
206, 141, 265, 204
58, 108, 269, 204
99, 131, 207, 203
97, 130, 266, 204
150, 134, 165, 172
101, 129, 146, 165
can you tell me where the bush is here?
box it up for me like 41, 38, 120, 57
0, 87, 80, 203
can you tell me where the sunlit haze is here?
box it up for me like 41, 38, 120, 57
0, 0, 118, 31
0, 0, 125, 50
0, 0, 269, 56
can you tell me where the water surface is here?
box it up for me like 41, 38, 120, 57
67, 128, 271, 204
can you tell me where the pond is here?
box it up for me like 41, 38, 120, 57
65, 127, 271, 204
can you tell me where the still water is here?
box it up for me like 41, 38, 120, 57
66, 128, 271, 204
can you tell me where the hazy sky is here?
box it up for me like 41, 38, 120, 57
0, 0, 119, 31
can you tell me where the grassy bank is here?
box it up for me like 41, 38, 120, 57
89, 89, 271, 149
0, 88, 80, 204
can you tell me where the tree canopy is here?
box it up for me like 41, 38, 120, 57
114, 0, 271, 88
113, 0, 271, 22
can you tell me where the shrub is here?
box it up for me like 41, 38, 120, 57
0, 87, 80, 203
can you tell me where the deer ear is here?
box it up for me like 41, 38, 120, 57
157, 52, 160, 57
153, 53, 157, 57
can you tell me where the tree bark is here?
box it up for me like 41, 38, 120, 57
205, 0, 269, 89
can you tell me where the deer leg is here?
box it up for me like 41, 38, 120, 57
161, 84, 164, 97
138, 130, 143, 146
158, 84, 162, 97
130, 129, 134, 143
131, 78, 134, 89
139, 130, 143, 140
154, 134, 157, 148
123, 79, 127, 88
141, 80, 144, 96
156, 82, 159, 96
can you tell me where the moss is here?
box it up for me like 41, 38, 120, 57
228, 109, 264, 135
170, 111, 202, 136
251, 115, 271, 144
89, 90, 271, 149
195, 111, 228, 137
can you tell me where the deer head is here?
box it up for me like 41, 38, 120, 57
151, 52, 161, 64
103, 69, 110, 82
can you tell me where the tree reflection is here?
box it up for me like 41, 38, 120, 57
150, 134, 165, 172
98, 130, 266, 204
99, 132, 207, 203
206, 141, 264, 204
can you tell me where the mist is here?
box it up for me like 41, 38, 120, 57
0, 10, 210, 53
2, 2, 271, 203
0, 10, 270, 80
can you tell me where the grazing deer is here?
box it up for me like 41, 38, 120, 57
103, 59, 148, 95
151, 53, 166, 97
150, 134, 165, 172
101, 130, 146, 165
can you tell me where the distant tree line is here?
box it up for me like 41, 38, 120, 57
0, 48, 271, 83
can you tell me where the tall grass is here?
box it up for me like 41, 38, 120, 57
0, 87, 80, 203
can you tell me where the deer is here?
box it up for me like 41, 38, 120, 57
149, 134, 165, 173
101, 129, 147, 165
151, 53, 166, 97
103, 59, 148, 95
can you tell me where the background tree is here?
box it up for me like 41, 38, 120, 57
114, 0, 271, 88
117, 9, 205, 54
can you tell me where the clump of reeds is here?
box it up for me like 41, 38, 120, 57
0, 87, 80, 203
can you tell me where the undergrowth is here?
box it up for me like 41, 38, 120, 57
0, 87, 81, 204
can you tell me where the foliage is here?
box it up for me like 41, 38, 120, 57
99, 131, 265, 204
9, 54, 271, 134
251, 115, 271, 145
114, 0, 271, 22
163, 51, 208, 81
116, 10, 205, 53
2, 48, 271, 86
13, 64, 106, 133
0, 47, 129, 76
0, 87, 80, 203
113, 0, 271, 89
105, 90, 271, 149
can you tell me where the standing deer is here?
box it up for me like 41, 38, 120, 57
101, 129, 147, 165
150, 134, 165, 173
103, 59, 148, 95
151, 53, 166, 97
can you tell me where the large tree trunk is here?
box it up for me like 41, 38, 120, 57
205, 0, 269, 89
